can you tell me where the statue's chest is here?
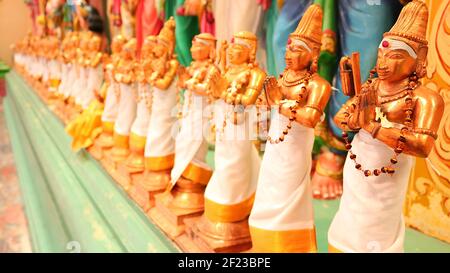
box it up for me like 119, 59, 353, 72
225, 70, 251, 94
377, 99, 410, 127
280, 83, 309, 102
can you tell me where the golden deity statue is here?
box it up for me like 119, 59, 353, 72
65, 34, 106, 152
248, 4, 331, 253
80, 34, 104, 110
61, 32, 82, 123
70, 31, 94, 114
122, 35, 157, 175
109, 38, 138, 164
328, 0, 445, 253
149, 33, 219, 238
90, 34, 127, 158
46, 36, 62, 102
189, 31, 266, 252
133, 17, 179, 206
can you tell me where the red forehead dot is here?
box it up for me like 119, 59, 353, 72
231, 37, 235, 43
287, 38, 292, 45
382, 40, 389, 48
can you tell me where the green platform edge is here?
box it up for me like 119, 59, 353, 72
4, 70, 449, 253
4, 70, 179, 253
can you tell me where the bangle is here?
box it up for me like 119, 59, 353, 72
305, 104, 323, 115
235, 94, 242, 105
411, 128, 438, 139
371, 122, 382, 138
346, 113, 360, 130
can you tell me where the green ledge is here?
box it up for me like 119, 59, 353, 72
4, 70, 179, 253
4, 70, 449, 253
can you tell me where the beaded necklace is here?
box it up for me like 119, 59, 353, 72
257, 70, 313, 144
340, 70, 418, 177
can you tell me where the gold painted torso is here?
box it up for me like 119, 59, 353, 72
224, 67, 251, 95
187, 61, 209, 84
278, 70, 312, 106
377, 92, 410, 126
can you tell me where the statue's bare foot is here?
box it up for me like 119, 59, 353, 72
312, 150, 344, 200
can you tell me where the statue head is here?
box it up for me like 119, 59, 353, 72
122, 38, 137, 60
191, 33, 216, 62
153, 17, 176, 58
141, 35, 157, 59
88, 35, 102, 52
376, 0, 428, 82
285, 4, 322, 72
111, 35, 127, 55
228, 31, 257, 66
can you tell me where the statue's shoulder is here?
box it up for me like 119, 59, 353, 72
311, 73, 331, 88
414, 84, 444, 108
250, 65, 267, 79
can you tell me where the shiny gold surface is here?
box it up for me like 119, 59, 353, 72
149, 17, 178, 90
334, 0, 445, 159
208, 31, 266, 110
263, 4, 331, 129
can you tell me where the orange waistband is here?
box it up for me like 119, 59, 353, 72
182, 163, 213, 186
205, 194, 255, 223
145, 154, 175, 171
250, 226, 317, 253
129, 133, 146, 150
113, 133, 129, 149
328, 244, 343, 253
102, 121, 114, 134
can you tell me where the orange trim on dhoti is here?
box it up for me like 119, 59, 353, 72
182, 163, 212, 186
145, 154, 175, 171
328, 244, 343, 253
249, 226, 317, 253
113, 133, 129, 149
129, 133, 146, 150
102, 121, 114, 134
49, 78, 61, 88
205, 194, 255, 223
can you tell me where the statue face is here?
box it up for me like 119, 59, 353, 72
111, 40, 124, 54
191, 40, 210, 61
285, 41, 312, 71
228, 43, 250, 65
141, 45, 152, 58
376, 48, 416, 82
152, 42, 166, 58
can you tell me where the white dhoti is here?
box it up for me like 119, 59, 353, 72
41, 58, 49, 83
249, 111, 316, 252
101, 70, 120, 124
58, 63, 69, 96
144, 83, 177, 171
130, 83, 152, 138
73, 66, 88, 105
81, 65, 104, 109
48, 60, 61, 93
204, 100, 261, 223
114, 82, 137, 136
31, 56, 40, 78
328, 129, 413, 253
170, 90, 212, 186
63, 65, 77, 99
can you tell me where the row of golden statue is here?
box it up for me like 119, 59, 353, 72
12, 1, 445, 253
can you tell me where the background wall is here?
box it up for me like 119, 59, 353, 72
0, 0, 31, 66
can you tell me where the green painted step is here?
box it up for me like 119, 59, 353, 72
5, 70, 178, 253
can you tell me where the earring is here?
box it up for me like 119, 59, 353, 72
309, 57, 318, 74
